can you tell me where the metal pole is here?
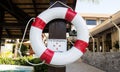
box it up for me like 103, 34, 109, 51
110, 16, 120, 52
90, 33, 95, 52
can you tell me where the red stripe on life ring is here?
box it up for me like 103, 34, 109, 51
74, 40, 88, 53
40, 48, 54, 64
65, 8, 77, 22
32, 17, 46, 30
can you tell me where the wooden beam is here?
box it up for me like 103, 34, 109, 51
0, 7, 4, 25
14, 3, 72, 5
32, 0, 38, 16
72, 0, 77, 10
5, 29, 11, 38
14, 3, 50, 5
0, 7, 4, 51
1, 34, 29, 39
1, 23, 27, 28
0, 0, 31, 24
20, 29, 25, 38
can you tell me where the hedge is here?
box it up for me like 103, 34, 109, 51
0, 56, 48, 72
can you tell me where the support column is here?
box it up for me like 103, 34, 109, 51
0, 7, 4, 52
48, 0, 67, 72
13, 39, 19, 58
102, 35, 106, 52
96, 38, 100, 52
0, 28, 2, 52
89, 34, 95, 52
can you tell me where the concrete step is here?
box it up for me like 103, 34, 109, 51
66, 59, 106, 72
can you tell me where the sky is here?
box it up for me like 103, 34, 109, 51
75, 0, 120, 14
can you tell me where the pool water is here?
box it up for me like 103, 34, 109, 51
0, 70, 33, 72
0, 65, 34, 72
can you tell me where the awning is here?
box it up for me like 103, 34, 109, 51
90, 11, 120, 36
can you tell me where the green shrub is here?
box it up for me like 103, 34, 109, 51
0, 56, 48, 72
20, 44, 28, 56
113, 41, 119, 49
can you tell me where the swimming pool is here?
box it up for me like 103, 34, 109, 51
0, 65, 34, 72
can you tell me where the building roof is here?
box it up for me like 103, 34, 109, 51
90, 11, 120, 36
80, 13, 110, 18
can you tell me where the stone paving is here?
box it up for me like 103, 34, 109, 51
66, 59, 106, 72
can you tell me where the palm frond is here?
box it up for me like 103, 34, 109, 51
80, 0, 100, 3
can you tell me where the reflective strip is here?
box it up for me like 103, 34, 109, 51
40, 48, 54, 64
65, 8, 77, 22
74, 40, 88, 53
32, 17, 46, 30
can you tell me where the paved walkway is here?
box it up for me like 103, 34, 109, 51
66, 59, 106, 72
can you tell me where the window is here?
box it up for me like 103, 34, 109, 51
86, 19, 96, 25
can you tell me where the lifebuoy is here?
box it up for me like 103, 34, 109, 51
30, 7, 89, 65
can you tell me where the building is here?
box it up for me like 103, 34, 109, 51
71, 11, 120, 52
80, 13, 110, 29
70, 13, 111, 52
89, 11, 120, 52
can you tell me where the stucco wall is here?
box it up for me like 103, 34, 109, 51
82, 51, 120, 72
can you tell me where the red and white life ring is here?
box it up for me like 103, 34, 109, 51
30, 7, 89, 65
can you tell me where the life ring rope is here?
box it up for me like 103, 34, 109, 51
18, 18, 45, 66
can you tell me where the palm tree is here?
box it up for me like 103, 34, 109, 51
80, 0, 100, 3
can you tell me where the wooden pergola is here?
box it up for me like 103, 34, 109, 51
0, 0, 76, 39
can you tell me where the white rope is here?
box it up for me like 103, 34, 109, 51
48, 1, 73, 10
18, 17, 45, 66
